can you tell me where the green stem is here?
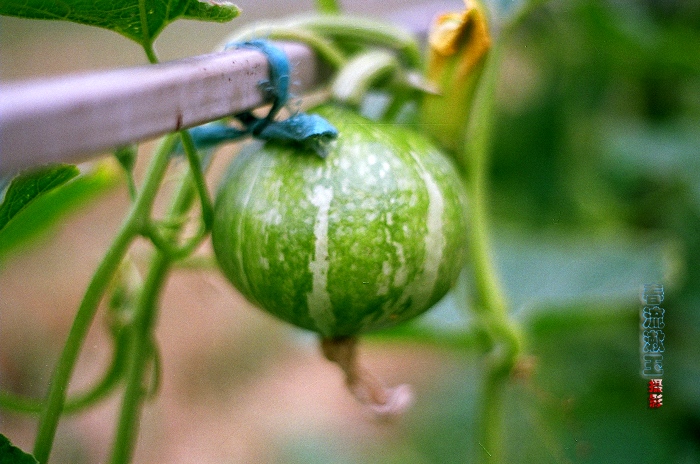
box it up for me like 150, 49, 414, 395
138, 0, 158, 65
143, 45, 158, 65
477, 370, 507, 463
113, 145, 138, 201
228, 15, 420, 70
144, 338, 162, 398
109, 157, 201, 464
109, 252, 170, 464
228, 26, 347, 69
62, 330, 130, 413
171, 254, 217, 271
463, 36, 520, 348
125, 173, 138, 202
466, 94, 504, 306
32, 134, 177, 464
179, 130, 213, 231
461, 37, 522, 464
143, 220, 206, 260
289, 15, 422, 68
331, 49, 398, 106
268, 28, 348, 69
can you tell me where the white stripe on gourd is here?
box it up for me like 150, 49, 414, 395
377, 149, 445, 322
307, 184, 335, 335
409, 148, 445, 309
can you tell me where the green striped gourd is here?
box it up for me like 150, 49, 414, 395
212, 104, 468, 337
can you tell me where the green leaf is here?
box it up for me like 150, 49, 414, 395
0, 164, 79, 232
0, 434, 38, 464
0, 0, 239, 48
0, 163, 118, 263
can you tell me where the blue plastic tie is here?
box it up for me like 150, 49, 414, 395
180, 40, 337, 158
228, 39, 291, 135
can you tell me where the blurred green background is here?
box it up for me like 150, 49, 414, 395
1, 0, 699, 462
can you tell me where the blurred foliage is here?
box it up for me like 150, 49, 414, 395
0, 163, 119, 265
0, 165, 78, 232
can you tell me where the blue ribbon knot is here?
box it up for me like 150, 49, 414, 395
182, 40, 337, 158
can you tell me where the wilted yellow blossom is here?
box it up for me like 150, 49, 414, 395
420, 0, 491, 158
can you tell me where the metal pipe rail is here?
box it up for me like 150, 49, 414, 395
0, 1, 458, 176
0, 42, 328, 175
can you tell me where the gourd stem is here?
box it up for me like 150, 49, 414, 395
320, 337, 413, 417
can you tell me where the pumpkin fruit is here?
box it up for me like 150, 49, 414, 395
212, 104, 468, 337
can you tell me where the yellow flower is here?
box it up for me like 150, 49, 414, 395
420, 0, 491, 158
